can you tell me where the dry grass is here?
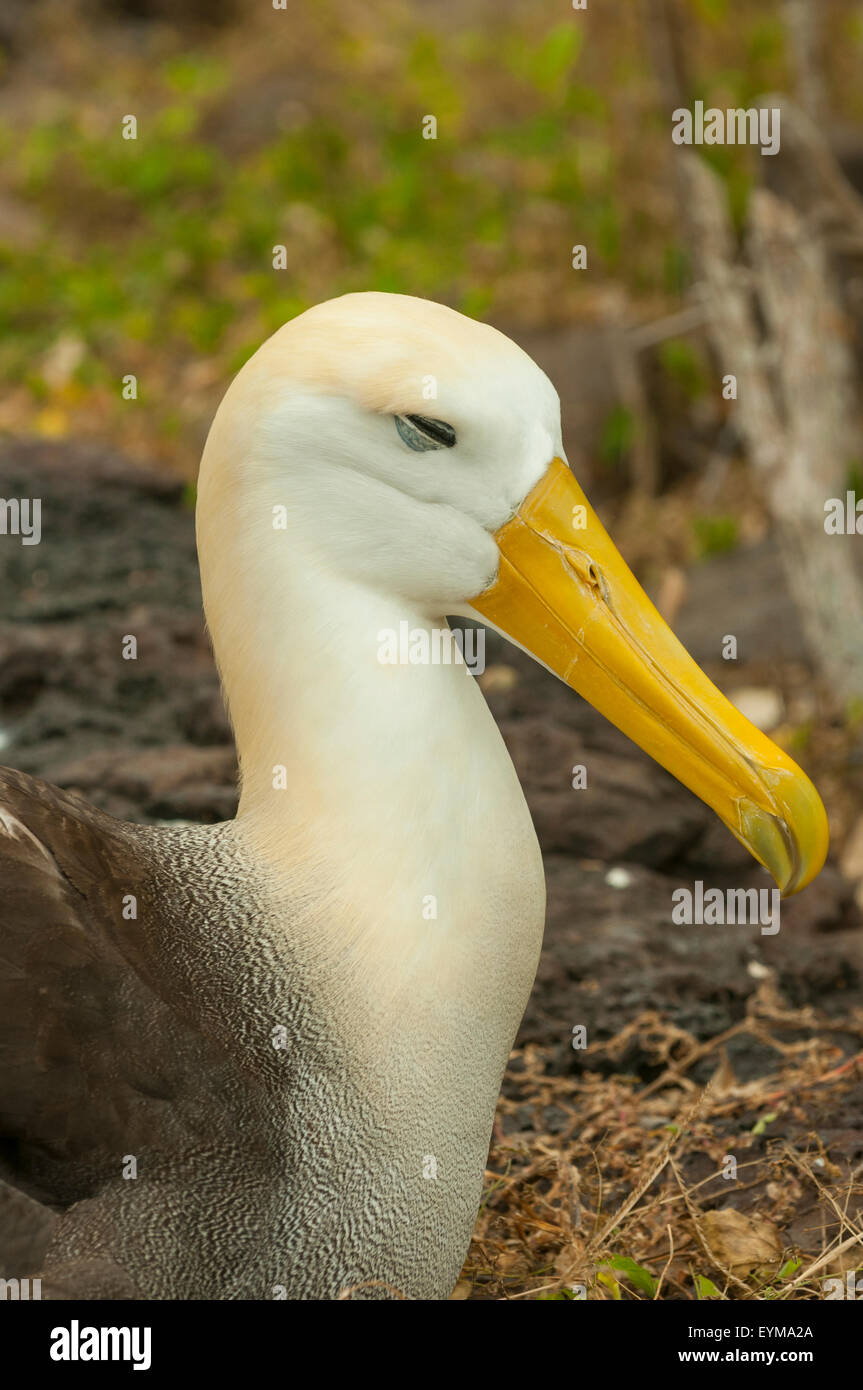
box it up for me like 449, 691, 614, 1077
461, 982, 863, 1300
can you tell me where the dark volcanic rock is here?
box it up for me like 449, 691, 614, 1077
0, 439, 228, 816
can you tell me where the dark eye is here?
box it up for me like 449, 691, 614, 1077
394, 414, 457, 451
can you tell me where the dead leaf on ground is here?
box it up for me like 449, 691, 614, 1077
698, 1208, 783, 1277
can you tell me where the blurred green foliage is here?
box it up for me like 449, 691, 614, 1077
600, 406, 636, 470
1, 0, 855, 459
659, 338, 710, 401
692, 514, 739, 557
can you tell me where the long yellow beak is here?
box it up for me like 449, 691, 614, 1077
470, 458, 828, 896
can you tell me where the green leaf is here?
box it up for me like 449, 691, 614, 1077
751, 1111, 778, 1136
531, 25, 583, 94
694, 1274, 722, 1300
609, 1256, 657, 1298
597, 1270, 621, 1300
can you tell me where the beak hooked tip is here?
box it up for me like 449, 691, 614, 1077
734, 772, 829, 898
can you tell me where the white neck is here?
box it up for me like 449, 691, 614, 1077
224, 557, 518, 887
204, 537, 539, 978
195, 434, 547, 1039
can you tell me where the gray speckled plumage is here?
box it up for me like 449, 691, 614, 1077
0, 763, 543, 1299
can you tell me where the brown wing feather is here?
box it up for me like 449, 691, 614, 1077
0, 766, 221, 1206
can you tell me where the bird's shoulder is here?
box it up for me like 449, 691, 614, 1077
0, 766, 240, 1203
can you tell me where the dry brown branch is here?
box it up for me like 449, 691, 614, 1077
680, 149, 863, 702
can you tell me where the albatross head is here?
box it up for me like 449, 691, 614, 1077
197, 291, 828, 896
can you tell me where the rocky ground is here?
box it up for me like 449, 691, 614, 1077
1, 438, 861, 1299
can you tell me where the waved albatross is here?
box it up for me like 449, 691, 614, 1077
0, 292, 828, 1300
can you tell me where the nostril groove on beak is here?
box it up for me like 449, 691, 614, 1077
585, 559, 611, 604
560, 549, 611, 603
